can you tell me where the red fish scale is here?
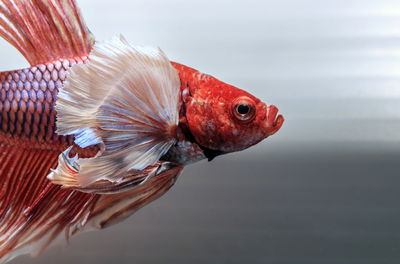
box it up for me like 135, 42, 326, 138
0, 57, 87, 148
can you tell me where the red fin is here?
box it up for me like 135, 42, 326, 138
0, 0, 94, 65
87, 166, 183, 229
0, 141, 183, 263
0, 144, 98, 262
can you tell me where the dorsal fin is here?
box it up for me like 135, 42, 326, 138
0, 0, 94, 65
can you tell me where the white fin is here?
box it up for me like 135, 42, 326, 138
53, 35, 180, 187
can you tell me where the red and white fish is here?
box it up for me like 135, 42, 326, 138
0, 0, 284, 262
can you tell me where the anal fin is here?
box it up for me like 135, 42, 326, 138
0, 143, 97, 262
0, 140, 183, 263
87, 166, 183, 229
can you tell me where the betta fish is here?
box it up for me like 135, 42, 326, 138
0, 0, 284, 262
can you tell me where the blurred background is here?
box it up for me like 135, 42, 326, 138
3, 0, 400, 263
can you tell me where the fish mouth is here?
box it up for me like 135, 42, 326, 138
263, 105, 284, 136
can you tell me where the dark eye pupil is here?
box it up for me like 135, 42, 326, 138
237, 104, 250, 115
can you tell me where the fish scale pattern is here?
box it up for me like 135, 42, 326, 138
0, 57, 88, 146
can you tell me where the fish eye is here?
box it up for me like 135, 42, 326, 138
237, 104, 250, 115
232, 97, 256, 122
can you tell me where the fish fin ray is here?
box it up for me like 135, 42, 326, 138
0, 0, 94, 65
86, 165, 183, 229
0, 142, 182, 262
0, 143, 98, 262
54, 36, 180, 186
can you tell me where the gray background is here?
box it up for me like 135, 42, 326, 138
2, 0, 400, 263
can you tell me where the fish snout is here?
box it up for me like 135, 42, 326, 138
263, 105, 284, 136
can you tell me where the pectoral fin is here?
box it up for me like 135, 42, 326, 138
51, 36, 181, 187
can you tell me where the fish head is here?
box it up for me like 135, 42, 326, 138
177, 64, 284, 154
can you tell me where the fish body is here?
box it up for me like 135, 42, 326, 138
0, 58, 83, 148
0, 0, 283, 262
